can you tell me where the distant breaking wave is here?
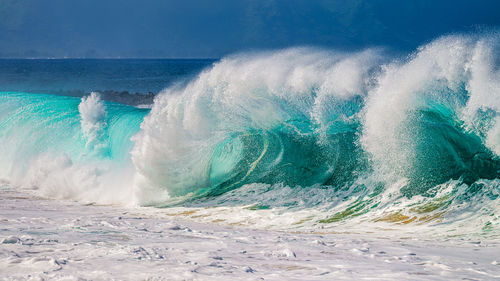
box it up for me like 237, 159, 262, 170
0, 34, 499, 234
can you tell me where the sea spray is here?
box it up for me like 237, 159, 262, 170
78, 92, 108, 155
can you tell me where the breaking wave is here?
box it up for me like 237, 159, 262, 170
0, 34, 499, 234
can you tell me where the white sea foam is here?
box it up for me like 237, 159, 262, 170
78, 92, 108, 155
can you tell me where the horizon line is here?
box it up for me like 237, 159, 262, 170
0, 57, 220, 60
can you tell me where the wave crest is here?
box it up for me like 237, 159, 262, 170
131, 35, 500, 207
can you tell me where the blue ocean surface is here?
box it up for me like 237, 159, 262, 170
0, 58, 214, 94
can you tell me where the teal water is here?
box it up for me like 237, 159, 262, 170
0, 92, 148, 182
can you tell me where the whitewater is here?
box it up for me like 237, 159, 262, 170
1, 34, 500, 280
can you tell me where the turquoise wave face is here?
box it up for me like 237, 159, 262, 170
202, 95, 367, 197
206, 123, 363, 197
400, 104, 500, 197
183, 95, 499, 203
0, 78, 498, 205
1, 91, 495, 191
0, 92, 148, 182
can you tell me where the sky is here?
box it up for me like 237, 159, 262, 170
0, 0, 499, 58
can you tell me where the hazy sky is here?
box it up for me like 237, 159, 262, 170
0, 0, 499, 58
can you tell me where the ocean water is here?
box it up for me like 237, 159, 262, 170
0, 34, 499, 236
0, 58, 214, 94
